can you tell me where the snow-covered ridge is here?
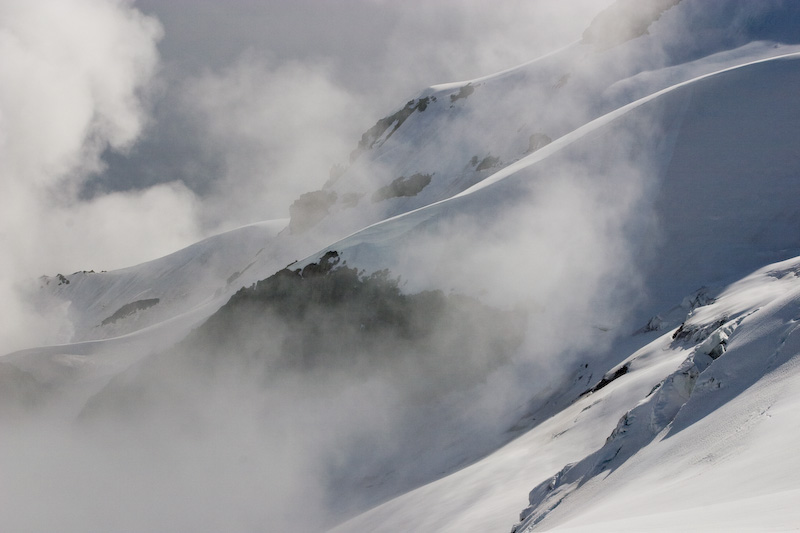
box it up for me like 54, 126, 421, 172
29, 31, 800, 347
30, 220, 289, 343
296, 49, 800, 309
6, 3, 800, 530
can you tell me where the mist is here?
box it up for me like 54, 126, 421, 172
0, 1, 715, 532
93, 0, 616, 231
0, 0, 613, 349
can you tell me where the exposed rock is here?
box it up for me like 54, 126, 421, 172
101, 298, 160, 326
580, 363, 630, 396
476, 155, 501, 171
226, 260, 256, 286
637, 315, 666, 334
672, 316, 728, 345
553, 74, 570, 89
350, 97, 432, 163
288, 190, 338, 234
682, 286, 716, 311
82, 254, 527, 421
450, 83, 475, 103
527, 133, 552, 153
371, 173, 433, 202
299, 250, 341, 278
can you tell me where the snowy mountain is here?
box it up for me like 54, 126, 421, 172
4, 1, 800, 531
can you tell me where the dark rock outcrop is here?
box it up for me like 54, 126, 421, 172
289, 190, 338, 234
371, 173, 432, 202
101, 298, 160, 326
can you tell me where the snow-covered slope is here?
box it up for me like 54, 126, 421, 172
331, 257, 800, 533
516, 257, 800, 532
297, 50, 800, 321
5, 1, 800, 531
32, 220, 286, 342
29, 1, 800, 346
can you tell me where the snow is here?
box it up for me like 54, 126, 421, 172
30, 219, 290, 343
5, 2, 800, 531
549, 489, 800, 532
27, 20, 800, 349
331, 259, 800, 533
295, 50, 800, 317
512, 258, 800, 531
546, 351, 800, 531
330, 331, 688, 532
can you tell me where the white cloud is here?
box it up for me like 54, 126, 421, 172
0, 0, 617, 354
0, 0, 200, 352
182, 56, 366, 229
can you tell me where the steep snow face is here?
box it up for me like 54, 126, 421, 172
513, 257, 800, 532
331, 259, 800, 533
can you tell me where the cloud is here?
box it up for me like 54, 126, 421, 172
0, 0, 621, 355
88, 0, 614, 226
0, 0, 160, 181
180, 56, 366, 230
0, 0, 201, 352
0, 2, 661, 529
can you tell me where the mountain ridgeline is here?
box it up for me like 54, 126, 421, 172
81, 251, 527, 421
